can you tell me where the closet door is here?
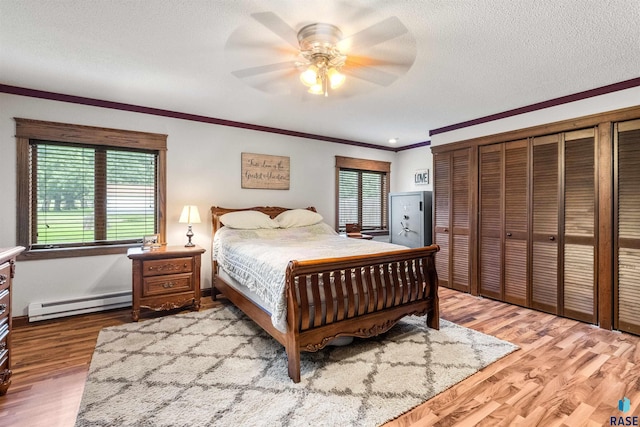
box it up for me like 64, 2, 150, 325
531, 134, 559, 314
479, 145, 502, 299
433, 152, 451, 287
433, 149, 472, 292
479, 140, 528, 304
450, 149, 472, 292
504, 140, 529, 306
615, 119, 640, 334
563, 129, 596, 323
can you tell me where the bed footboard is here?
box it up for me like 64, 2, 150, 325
284, 245, 439, 382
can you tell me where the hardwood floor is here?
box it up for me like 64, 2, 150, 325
1, 288, 638, 426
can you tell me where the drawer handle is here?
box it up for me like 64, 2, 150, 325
162, 282, 175, 289
0, 304, 6, 315
148, 264, 184, 272
549, 236, 555, 241
506, 232, 512, 237
0, 275, 6, 285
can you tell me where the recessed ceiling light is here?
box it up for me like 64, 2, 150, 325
388, 137, 399, 144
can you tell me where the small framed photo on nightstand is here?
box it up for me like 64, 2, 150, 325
142, 234, 160, 250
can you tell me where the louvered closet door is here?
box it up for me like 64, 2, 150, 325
451, 149, 471, 292
615, 119, 640, 335
433, 152, 451, 287
531, 134, 559, 314
479, 140, 528, 304
433, 149, 471, 292
563, 129, 596, 323
504, 140, 529, 306
479, 145, 502, 299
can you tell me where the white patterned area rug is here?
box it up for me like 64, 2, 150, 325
75, 305, 518, 427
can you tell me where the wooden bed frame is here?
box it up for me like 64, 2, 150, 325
211, 206, 440, 383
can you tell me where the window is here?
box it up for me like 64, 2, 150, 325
16, 119, 167, 259
335, 156, 390, 233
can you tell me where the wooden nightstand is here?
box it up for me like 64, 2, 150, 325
127, 245, 205, 321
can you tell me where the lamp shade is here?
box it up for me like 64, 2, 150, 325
327, 68, 345, 89
308, 83, 324, 95
179, 205, 201, 224
300, 65, 319, 87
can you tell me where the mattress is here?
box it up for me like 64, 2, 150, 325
213, 222, 408, 332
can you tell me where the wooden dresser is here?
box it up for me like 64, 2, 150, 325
0, 246, 25, 396
127, 245, 205, 321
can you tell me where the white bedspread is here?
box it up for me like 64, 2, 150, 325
213, 223, 408, 332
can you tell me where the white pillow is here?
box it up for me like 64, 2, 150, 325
275, 209, 323, 228
219, 211, 279, 229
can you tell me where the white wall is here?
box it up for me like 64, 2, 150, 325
0, 93, 403, 316
394, 145, 433, 193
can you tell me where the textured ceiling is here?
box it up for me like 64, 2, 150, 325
1, 0, 639, 148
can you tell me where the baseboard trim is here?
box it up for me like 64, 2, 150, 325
13, 287, 214, 328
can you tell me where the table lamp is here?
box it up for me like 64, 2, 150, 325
179, 205, 201, 247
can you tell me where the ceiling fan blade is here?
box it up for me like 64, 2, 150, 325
225, 37, 281, 52
251, 12, 299, 50
342, 64, 398, 87
340, 16, 408, 51
250, 71, 300, 94
346, 53, 414, 69
232, 61, 297, 79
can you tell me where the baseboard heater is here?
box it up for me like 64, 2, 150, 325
28, 291, 132, 322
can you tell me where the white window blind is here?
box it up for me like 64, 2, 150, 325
339, 169, 359, 226
106, 150, 157, 240
338, 168, 388, 231
30, 141, 157, 248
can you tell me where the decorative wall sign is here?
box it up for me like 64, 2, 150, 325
414, 168, 430, 185
241, 152, 290, 190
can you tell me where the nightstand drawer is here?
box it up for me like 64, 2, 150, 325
142, 257, 192, 277
143, 273, 193, 297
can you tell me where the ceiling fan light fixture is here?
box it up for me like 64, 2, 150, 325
296, 22, 347, 96
327, 67, 345, 89
230, 13, 414, 96
300, 65, 319, 87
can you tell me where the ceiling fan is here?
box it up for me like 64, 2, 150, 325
226, 11, 416, 97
